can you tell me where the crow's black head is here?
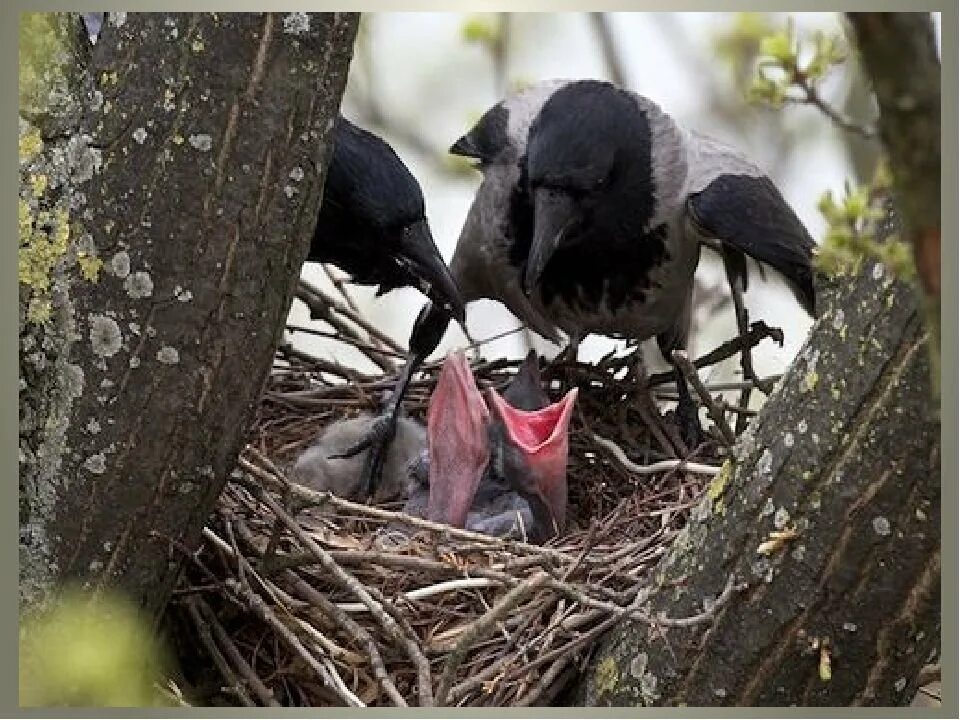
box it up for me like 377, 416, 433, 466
309, 117, 464, 320
522, 80, 658, 296
325, 117, 425, 232
449, 101, 510, 166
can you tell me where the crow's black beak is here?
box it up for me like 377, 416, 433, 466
524, 190, 577, 295
397, 220, 466, 323
449, 134, 479, 159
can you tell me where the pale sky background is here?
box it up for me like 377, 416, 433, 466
290, 11, 883, 387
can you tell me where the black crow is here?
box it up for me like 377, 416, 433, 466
308, 115, 464, 320
307, 117, 465, 494
404, 349, 577, 543
447, 79, 817, 443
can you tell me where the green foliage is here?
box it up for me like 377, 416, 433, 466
720, 17, 912, 282
19, 587, 175, 707
815, 161, 915, 280
747, 19, 847, 108
461, 14, 502, 48
713, 13, 779, 90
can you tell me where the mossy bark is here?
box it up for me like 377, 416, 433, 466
19, 12, 359, 616
577, 256, 939, 706
847, 12, 941, 399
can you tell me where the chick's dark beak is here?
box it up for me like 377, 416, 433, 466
398, 220, 466, 323
524, 189, 578, 295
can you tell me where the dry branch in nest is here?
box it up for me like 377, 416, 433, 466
166, 276, 779, 707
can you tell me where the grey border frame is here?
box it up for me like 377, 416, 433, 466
6, 3, 955, 719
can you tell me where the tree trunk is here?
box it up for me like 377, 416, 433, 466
19, 12, 359, 616
847, 12, 941, 397
576, 246, 940, 705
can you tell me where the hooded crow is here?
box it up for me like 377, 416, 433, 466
447, 79, 817, 442
308, 117, 466, 495
308, 115, 465, 321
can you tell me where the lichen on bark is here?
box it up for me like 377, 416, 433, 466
19, 13, 108, 608
19, 12, 360, 618
579, 252, 939, 706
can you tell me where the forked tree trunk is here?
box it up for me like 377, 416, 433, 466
19, 12, 359, 616
577, 250, 940, 705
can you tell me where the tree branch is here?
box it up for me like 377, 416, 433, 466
847, 12, 941, 396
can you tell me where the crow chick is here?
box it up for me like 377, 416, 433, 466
404, 350, 577, 544
289, 413, 425, 503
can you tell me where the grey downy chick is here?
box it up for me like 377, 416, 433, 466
289, 412, 425, 504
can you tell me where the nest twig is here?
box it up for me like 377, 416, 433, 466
167, 288, 781, 707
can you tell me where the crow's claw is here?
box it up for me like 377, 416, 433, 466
674, 368, 705, 451
326, 409, 399, 500
676, 394, 705, 450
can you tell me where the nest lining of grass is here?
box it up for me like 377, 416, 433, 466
167, 275, 779, 708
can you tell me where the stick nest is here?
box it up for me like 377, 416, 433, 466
167, 278, 767, 708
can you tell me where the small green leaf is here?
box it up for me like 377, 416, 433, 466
759, 27, 795, 65
461, 15, 499, 45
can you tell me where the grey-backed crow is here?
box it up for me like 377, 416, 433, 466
448, 79, 817, 443
404, 350, 577, 543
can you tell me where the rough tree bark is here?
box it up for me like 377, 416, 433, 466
570, 13, 941, 707
847, 12, 941, 395
577, 231, 939, 706
19, 12, 359, 616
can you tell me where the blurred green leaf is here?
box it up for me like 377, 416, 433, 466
461, 14, 501, 47
815, 163, 914, 280
20, 587, 175, 707
748, 17, 849, 117
759, 28, 796, 65
714, 13, 775, 63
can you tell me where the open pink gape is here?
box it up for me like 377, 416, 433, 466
425, 350, 577, 539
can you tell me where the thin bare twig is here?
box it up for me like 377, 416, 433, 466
335, 577, 501, 612
647, 321, 784, 387
672, 350, 738, 446
184, 596, 256, 707
435, 572, 552, 706
196, 596, 281, 707
786, 78, 877, 139
284, 573, 408, 707
321, 263, 361, 314
591, 432, 723, 477
285, 323, 406, 360
225, 575, 364, 707
246, 484, 435, 707
589, 13, 628, 86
